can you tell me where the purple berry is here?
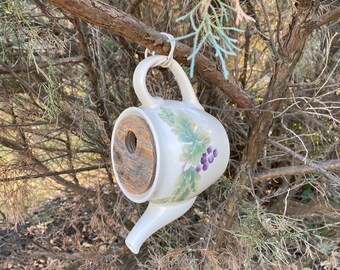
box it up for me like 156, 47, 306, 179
195, 165, 202, 172
213, 149, 218, 157
203, 163, 209, 171
200, 155, 207, 165
207, 146, 213, 154
208, 156, 214, 163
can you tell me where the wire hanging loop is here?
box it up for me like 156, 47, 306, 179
144, 32, 176, 68
159, 32, 176, 68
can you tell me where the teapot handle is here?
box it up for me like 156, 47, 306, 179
133, 55, 204, 110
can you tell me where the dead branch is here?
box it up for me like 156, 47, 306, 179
245, 0, 275, 55
47, 0, 256, 121
275, 201, 340, 220
303, 7, 340, 35
268, 139, 340, 185
31, 157, 96, 196
72, 19, 112, 137
0, 164, 107, 182
0, 136, 24, 151
0, 61, 44, 101
125, 0, 143, 14
0, 56, 84, 75
231, 0, 253, 25
254, 159, 340, 183
239, 25, 251, 89
257, 0, 279, 60
0, 136, 96, 196
0, 121, 56, 128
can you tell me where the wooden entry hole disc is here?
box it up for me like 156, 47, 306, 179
112, 114, 156, 194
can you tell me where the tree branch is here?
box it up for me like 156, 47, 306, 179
72, 18, 112, 137
0, 136, 96, 196
254, 159, 340, 183
303, 7, 340, 35
0, 56, 84, 75
273, 201, 340, 220
257, 0, 279, 60
0, 136, 25, 151
0, 60, 43, 98
31, 156, 97, 196
239, 25, 251, 89
47, 0, 256, 121
0, 121, 56, 128
0, 164, 107, 182
268, 139, 340, 185
125, 0, 143, 14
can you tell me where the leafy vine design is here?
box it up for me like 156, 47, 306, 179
155, 107, 218, 203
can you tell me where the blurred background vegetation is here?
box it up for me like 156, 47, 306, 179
0, 0, 339, 269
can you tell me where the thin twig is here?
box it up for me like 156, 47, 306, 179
0, 121, 56, 128
268, 139, 340, 185
0, 164, 107, 182
281, 201, 340, 219
275, 0, 282, 51
0, 56, 84, 75
254, 159, 340, 183
0, 136, 96, 196
125, 0, 143, 14
257, 0, 279, 60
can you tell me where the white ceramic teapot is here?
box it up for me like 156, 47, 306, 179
111, 55, 230, 254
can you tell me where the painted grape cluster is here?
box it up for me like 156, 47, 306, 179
157, 106, 213, 202
195, 146, 218, 173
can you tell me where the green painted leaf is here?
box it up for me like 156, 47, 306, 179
174, 187, 191, 202
159, 107, 176, 126
179, 132, 210, 165
153, 197, 172, 204
171, 112, 197, 143
153, 167, 201, 203
159, 108, 211, 156
172, 166, 200, 201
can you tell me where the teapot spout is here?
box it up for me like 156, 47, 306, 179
125, 197, 197, 254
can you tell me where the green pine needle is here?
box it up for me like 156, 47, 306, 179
176, 0, 245, 79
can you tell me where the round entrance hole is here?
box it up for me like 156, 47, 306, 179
125, 131, 137, 154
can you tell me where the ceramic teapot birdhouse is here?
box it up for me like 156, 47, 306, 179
111, 53, 230, 254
